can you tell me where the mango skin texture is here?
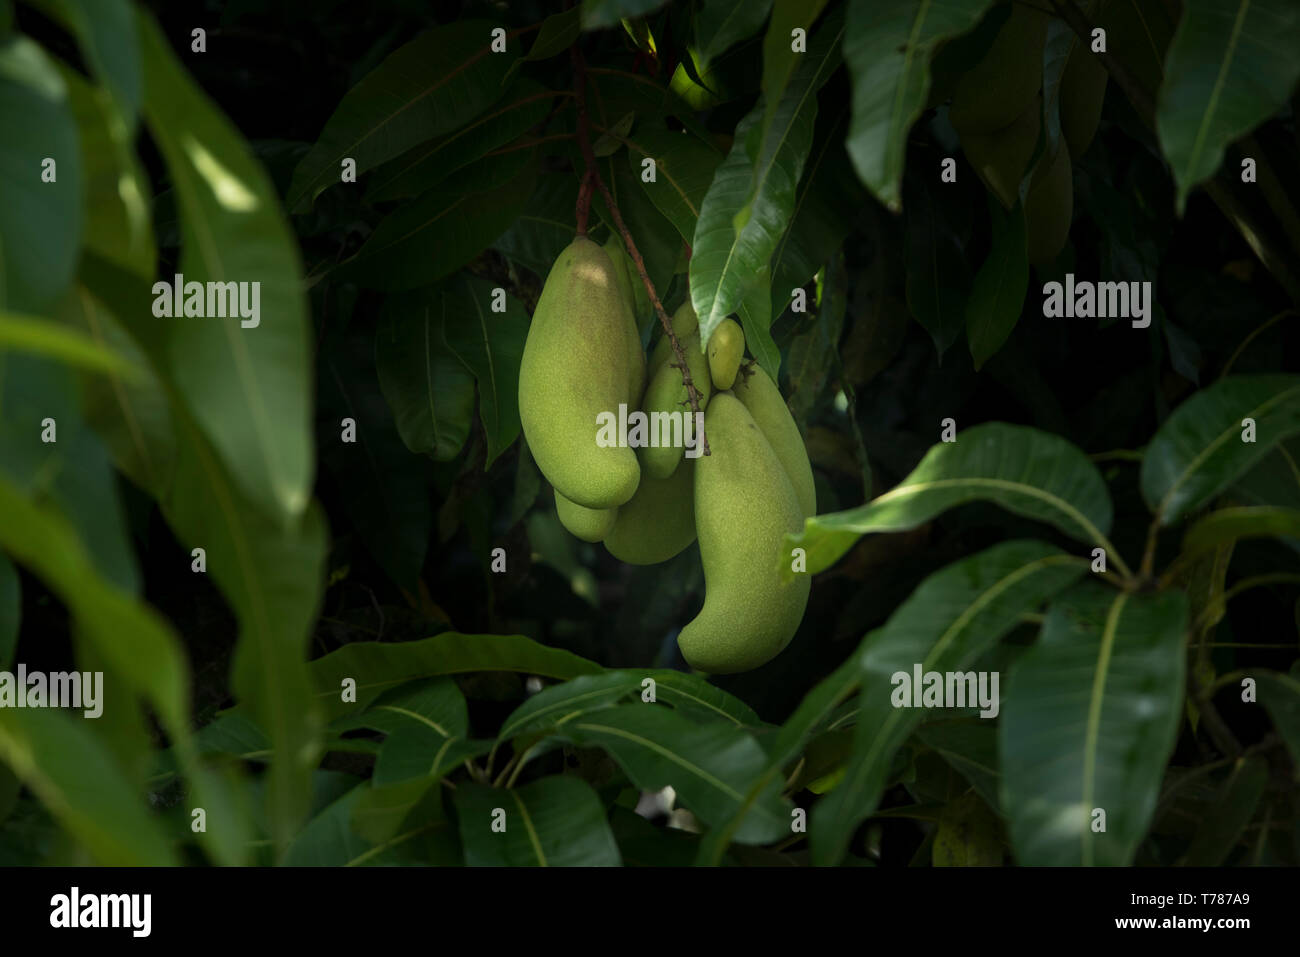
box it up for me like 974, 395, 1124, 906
949, 4, 1049, 134
707, 318, 745, 391
731, 365, 816, 519
640, 325, 712, 480
518, 237, 642, 509
604, 459, 696, 565
603, 234, 650, 397
555, 489, 618, 543
959, 97, 1041, 211
678, 394, 810, 674
1059, 45, 1107, 157
1025, 143, 1073, 266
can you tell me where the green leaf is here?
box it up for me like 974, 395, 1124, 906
310, 633, 605, 724
760, 0, 831, 146
966, 198, 1029, 370
365, 80, 555, 203
582, 0, 670, 31
375, 285, 476, 461
522, 8, 582, 63
286, 20, 517, 212
915, 719, 1000, 811
27, 0, 140, 129
842, 0, 994, 211
932, 792, 1003, 866
0, 36, 81, 312
0, 708, 174, 865
0, 551, 17, 670
441, 275, 529, 467
690, 9, 844, 349
561, 705, 791, 844
590, 152, 678, 303
788, 422, 1116, 579
695, 658, 859, 864
284, 783, 460, 866
696, 0, 774, 70
1157, 0, 1300, 214
492, 171, 581, 279
624, 126, 724, 244
138, 12, 313, 522
904, 176, 971, 359
0, 310, 139, 378
1141, 375, 1300, 524
342, 156, 538, 291
498, 673, 642, 741
651, 671, 762, 726
810, 541, 1085, 865
1181, 506, 1300, 560
455, 776, 621, 866
1256, 671, 1300, 769
1000, 583, 1188, 866
1182, 756, 1269, 865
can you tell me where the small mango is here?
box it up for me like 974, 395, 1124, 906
604, 459, 696, 565
949, 4, 1049, 134
1025, 143, 1073, 266
518, 237, 642, 509
1059, 42, 1107, 157
731, 365, 816, 518
647, 300, 701, 378
678, 394, 810, 674
707, 318, 744, 391
555, 489, 618, 543
959, 97, 1041, 211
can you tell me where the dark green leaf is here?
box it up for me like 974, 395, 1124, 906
1181, 506, 1300, 560
1256, 671, 1300, 769
498, 673, 641, 742
285, 784, 460, 866
916, 719, 1000, 810
522, 8, 582, 63
1183, 756, 1269, 865
696, 0, 773, 70
28, 0, 139, 127
493, 171, 581, 279
582, 0, 670, 31
624, 126, 724, 244
455, 776, 621, 866
966, 198, 1029, 370
0, 551, 17, 670
905, 170, 971, 360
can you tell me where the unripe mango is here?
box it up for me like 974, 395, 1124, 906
731, 365, 816, 519
518, 237, 641, 509
678, 394, 810, 674
1059, 44, 1107, 157
959, 97, 1041, 210
1025, 143, 1073, 266
647, 300, 700, 378
640, 325, 711, 480
555, 489, 618, 543
707, 318, 744, 390
603, 234, 651, 397
604, 459, 696, 564
949, 4, 1049, 134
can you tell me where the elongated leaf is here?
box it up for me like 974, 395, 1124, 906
916, 719, 1000, 811
0, 551, 16, 670
1141, 375, 1300, 524
624, 126, 724, 243
0, 311, 138, 378
1000, 583, 1188, 866
690, 9, 843, 349
28, 0, 140, 129
966, 198, 1029, 369
285, 783, 460, 866
788, 422, 1115, 578
0, 36, 81, 312
521, 8, 582, 63
287, 21, 517, 212
810, 541, 1085, 865
343, 157, 538, 290
843, 0, 994, 211
696, 0, 773, 70
455, 776, 621, 866
582, 0, 669, 30
561, 705, 791, 844
695, 657, 860, 864
441, 276, 528, 467
366, 80, 555, 203
311, 634, 604, 724
1256, 671, 1300, 769
499, 673, 642, 741
904, 176, 971, 359
651, 671, 762, 726
1157, 0, 1300, 213
760, 0, 831, 146
138, 13, 312, 522
1181, 506, 1300, 559
0, 708, 174, 865
1183, 756, 1269, 865
336, 679, 480, 787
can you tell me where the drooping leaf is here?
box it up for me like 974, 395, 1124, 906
759, 0, 831, 148
138, 12, 313, 522
1000, 583, 1188, 866
787, 423, 1115, 579
27, 0, 140, 129
842, 0, 994, 211
966, 197, 1029, 370
1180, 506, 1300, 560
0, 36, 81, 313
810, 541, 1085, 865
455, 776, 621, 866
1141, 375, 1300, 524
696, 0, 774, 71
286, 20, 517, 212
904, 175, 971, 359
1157, 0, 1300, 213
623, 125, 724, 244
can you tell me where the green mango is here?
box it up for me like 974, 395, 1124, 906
647, 300, 700, 379
959, 96, 1041, 211
707, 318, 744, 390
1025, 143, 1073, 266
639, 328, 711, 481
949, 3, 1049, 134
604, 459, 696, 564
518, 237, 642, 509
731, 365, 816, 518
678, 394, 810, 674
603, 233, 651, 397
1059, 42, 1107, 156
555, 489, 618, 543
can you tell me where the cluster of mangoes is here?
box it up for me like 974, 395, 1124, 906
517, 236, 813, 674
950, 2, 1108, 264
